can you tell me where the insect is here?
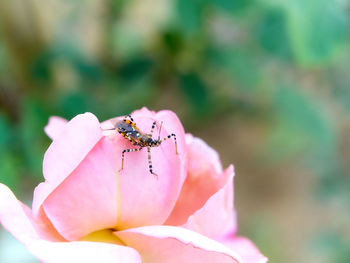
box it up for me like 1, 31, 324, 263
106, 114, 178, 178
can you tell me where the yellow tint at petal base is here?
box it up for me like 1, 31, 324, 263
116, 168, 122, 225
80, 229, 126, 245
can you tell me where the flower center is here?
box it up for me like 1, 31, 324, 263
80, 229, 126, 245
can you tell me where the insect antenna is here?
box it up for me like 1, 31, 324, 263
157, 121, 163, 141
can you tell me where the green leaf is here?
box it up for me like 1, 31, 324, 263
265, 85, 337, 163
208, 47, 261, 92
255, 9, 293, 60
0, 115, 20, 189
310, 231, 350, 263
179, 72, 211, 117
176, 0, 206, 34
212, 0, 253, 13
0, 114, 11, 148
278, 0, 347, 66
59, 92, 88, 118
19, 98, 50, 178
119, 57, 154, 83
0, 153, 20, 190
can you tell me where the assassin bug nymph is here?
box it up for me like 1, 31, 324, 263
105, 115, 178, 178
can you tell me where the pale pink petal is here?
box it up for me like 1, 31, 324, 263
0, 185, 142, 263
0, 184, 64, 244
31, 113, 115, 240
100, 119, 117, 137
33, 207, 66, 241
219, 235, 268, 263
115, 108, 187, 229
185, 133, 222, 172
33, 112, 103, 215
27, 240, 142, 263
155, 109, 188, 185
44, 116, 68, 141
115, 225, 242, 263
38, 136, 119, 240
182, 165, 237, 239
42, 112, 103, 182
166, 134, 229, 226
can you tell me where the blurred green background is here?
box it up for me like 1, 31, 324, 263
0, 0, 350, 262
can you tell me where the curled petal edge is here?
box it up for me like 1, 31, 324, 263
44, 116, 68, 141
218, 234, 268, 263
115, 225, 243, 263
181, 165, 237, 239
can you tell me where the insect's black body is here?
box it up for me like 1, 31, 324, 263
114, 115, 178, 178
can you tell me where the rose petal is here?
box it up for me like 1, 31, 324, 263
0, 183, 64, 244
114, 225, 242, 263
115, 108, 187, 229
218, 235, 268, 263
39, 136, 119, 240
44, 116, 68, 141
42, 112, 103, 182
0, 185, 141, 263
27, 240, 142, 263
100, 118, 117, 137
185, 134, 222, 172
32, 113, 113, 240
181, 165, 237, 239
166, 135, 229, 226
33, 112, 103, 215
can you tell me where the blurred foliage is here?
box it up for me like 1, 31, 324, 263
309, 230, 350, 263
0, 0, 350, 262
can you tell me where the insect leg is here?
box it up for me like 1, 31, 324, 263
123, 114, 134, 123
157, 121, 163, 140
148, 121, 163, 140
120, 147, 143, 171
147, 146, 158, 178
160, 133, 178, 155
148, 121, 157, 136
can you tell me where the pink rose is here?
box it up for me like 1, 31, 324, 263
0, 108, 267, 263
